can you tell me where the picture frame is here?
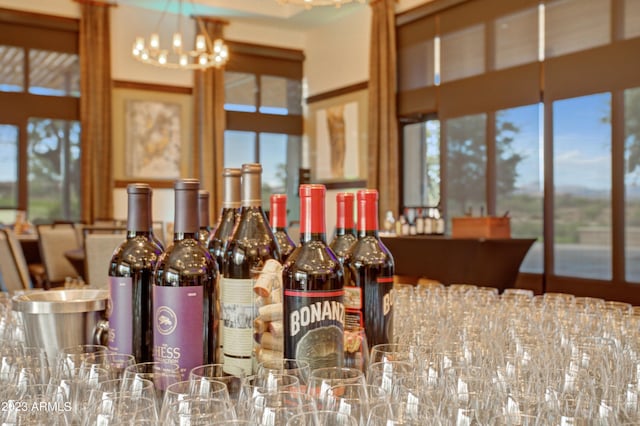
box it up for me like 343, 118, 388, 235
112, 81, 193, 187
307, 82, 368, 186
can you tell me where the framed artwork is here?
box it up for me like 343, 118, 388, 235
112, 81, 193, 187
307, 83, 368, 185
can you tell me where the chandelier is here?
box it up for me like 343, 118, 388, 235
131, 0, 228, 70
277, 0, 366, 8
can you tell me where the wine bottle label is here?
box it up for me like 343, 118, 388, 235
284, 289, 345, 371
220, 277, 255, 374
153, 285, 203, 381
108, 276, 133, 355
366, 276, 394, 347
344, 286, 363, 329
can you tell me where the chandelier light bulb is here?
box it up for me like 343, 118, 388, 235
172, 32, 182, 51
141, 51, 149, 61
196, 34, 206, 52
134, 37, 145, 51
179, 54, 188, 67
158, 51, 168, 65
150, 33, 160, 50
198, 54, 208, 66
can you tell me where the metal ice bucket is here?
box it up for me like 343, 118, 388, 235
12, 289, 109, 361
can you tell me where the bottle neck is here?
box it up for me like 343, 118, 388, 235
174, 231, 197, 241
300, 194, 326, 244
174, 189, 199, 235
127, 193, 151, 233
127, 230, 150, 239
301, 232, 326, 244
336, 198, 354, 231
335, 227, 355, 237
357, 199, 379, 238
270, 198, 288, 229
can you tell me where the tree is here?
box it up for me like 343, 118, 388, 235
446, 113, 523, 215
626, 89, 640, 184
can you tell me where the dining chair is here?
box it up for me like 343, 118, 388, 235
83, 228, 126, 289
36, 223, 81, 288
0, 228, 33, 292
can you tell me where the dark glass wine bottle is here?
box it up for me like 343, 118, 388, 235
283, 184, 345, 371
270, 194, 296, 263
222, 164, 281, 374
329, 192, 357, 265
209, 168, 241, 268
153, 179, 217, 380
208, 168, 241, 364
108, 184, 162, 362
147, 189, 165, 252
198, 190, 212, 247
344, 189, 394, 347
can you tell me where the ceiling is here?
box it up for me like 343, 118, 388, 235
116, 0, 366, 30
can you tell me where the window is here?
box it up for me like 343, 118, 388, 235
553, 94, 612, 280
402, 120, 440, 207
494, 7, 539, 70
0, 125, 19, 211
27, 118, 81, 221
223, 42, 303, 223
440, 24, 485, 83
445, 114, 487, 219
496, 104, 543, 273
0, 10, 80, 223
625, 86, 640, 282
545, 0, 610, 58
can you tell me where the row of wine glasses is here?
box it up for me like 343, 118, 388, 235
3, 283, 640, 424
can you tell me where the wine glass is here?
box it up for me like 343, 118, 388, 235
123, 361, 181, 411
190, 363, 245, 403
307, 367, 365, 407
343, 326, 369, 373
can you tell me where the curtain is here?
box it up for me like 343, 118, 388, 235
78, 0, 114, 223
368, 0, 399, 221
194, 18, 227, 222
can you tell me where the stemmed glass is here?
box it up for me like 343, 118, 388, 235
123, 361, 181, 412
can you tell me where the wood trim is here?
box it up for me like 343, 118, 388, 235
112, 80, 193, 95
226, 111, 303, 135
114, 180, 175, 189
396, 0, 470, 26
72, 0, 117, 7
306, 82, 369, 105
0, 8, 79, 31
320, 180, 368, 190
226, 40, 305, 62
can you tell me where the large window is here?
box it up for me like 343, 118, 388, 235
398, 0, 640, 296
553, 94, 612, 280
0, 10, 80, 223
625, 86, 640, 282
496, 104, 543, 273
223, 43, 303, 223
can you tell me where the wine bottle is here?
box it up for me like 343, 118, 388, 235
198, 190, 212, 247
270, 194, 296, 263
283, 184, 345, 371
147, 189, 165, 251
153, 179, 217, 380
208, 168, 241, 364
222, 164, 281, 374
108, 184, 162, 362
344, 189, 395, 347
209, 168, 241, 267
329, 192, 356, 265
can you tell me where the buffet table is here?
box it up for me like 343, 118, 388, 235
380, 235, 535, 291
